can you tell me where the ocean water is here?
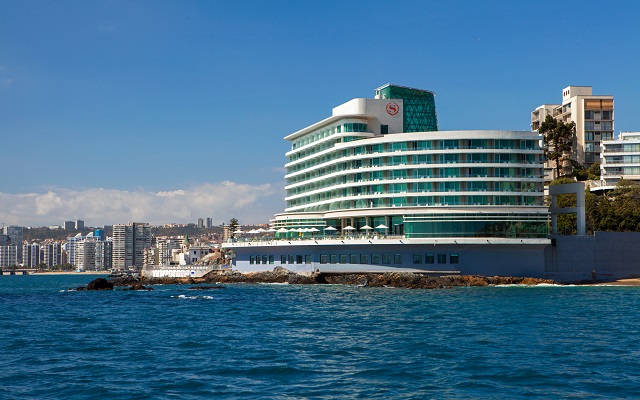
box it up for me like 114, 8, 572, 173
1, 276, 639, 399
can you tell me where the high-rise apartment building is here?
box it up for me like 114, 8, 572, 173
206, 218, 213, 228
532, 86, 614, 178
197, 218, 204, 229
112, 222, 151, 269
22, 243, 41, 268
3, 226, 24, 263
75, 236, 96, 271
66, 232, 83, 267
64, 221, 75, 230
600, 132, 640, 187
75, 220, 85, 230
0, 245, 18, 268
42, 242, 62, 267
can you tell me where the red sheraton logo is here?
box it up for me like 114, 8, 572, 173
386, 102, 399, 116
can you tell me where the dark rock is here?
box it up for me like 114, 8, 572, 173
85, 278, 114, 290
110, 275, 141, 287
129, 283, 153, 291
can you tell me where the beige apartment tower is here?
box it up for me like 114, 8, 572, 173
112, 222, 151, 269
531, 86, 614, 179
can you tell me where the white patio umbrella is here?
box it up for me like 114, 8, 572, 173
246, 229, 258, 234
343, 226, 356, 230
256, 228, 267, 233
276, 228, 289, 233
308, 227, 320, 233
324, 226, 337, 231
233, 229, 244, 234
360, 225, 373, 230
375, 224, 389, 230
266, 228, 277, 233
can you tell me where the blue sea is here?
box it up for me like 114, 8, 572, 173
1, 275, 639, 399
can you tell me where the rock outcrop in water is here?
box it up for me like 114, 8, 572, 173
98, 267, 555, 289
79, 277, 114, 290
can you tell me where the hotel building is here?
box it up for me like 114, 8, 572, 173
531, 86, 614, 179
223, 85, 550, 276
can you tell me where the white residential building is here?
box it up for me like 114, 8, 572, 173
532, 86, 614, 179
600, 132, 640, 187
0, 245, 18, 268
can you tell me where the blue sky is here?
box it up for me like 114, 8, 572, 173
1, 0, 639, 227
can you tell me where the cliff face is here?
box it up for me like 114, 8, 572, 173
108, 267, 555, 289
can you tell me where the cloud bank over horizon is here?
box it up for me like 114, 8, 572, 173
0, 181, 284, 228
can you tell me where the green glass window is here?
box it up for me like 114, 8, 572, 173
425, 254, 434, 264
413, 254, 423, 264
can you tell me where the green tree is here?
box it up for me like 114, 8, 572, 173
587, 162, 601, 180
539, 115, 576, 179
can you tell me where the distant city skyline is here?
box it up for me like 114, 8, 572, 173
2, 0, 640, 226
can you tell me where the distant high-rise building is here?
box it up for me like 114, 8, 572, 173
75, 236, 96, 271
64, 221, 75, 230
42, 242, 62, 267
112, 222, 151, 269
94, 229, 105, 241
0, 235, 9, 246
3, 226, 24, 263
206, 218, 213, 228
0, 245, 18, 268
532, 85, 614, 179
66, 233, 83, 267
75, 220, 84, 230
23, 243, 41, 268
197, 218, 204, 229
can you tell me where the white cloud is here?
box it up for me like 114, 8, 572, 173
0, 181, 285, 227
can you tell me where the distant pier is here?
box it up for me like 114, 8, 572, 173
0, 269, 37, 275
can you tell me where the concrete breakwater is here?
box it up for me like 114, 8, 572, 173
104, 267, 555, 289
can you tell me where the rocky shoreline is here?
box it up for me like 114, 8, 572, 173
84, 267, 556, 290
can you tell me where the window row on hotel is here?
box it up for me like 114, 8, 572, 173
288, 195, 540, 212
287, 168, 542, 196
287, 183, 542, 208
291, 122, 368, 150
248, 253, 460, 265
287, 152, 540, 175
288, 139, 539, 164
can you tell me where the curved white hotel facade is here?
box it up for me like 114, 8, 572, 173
224, 85, 550, 276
